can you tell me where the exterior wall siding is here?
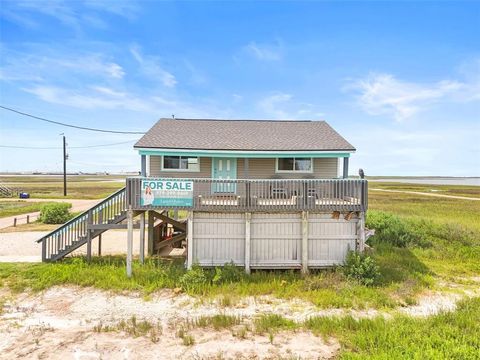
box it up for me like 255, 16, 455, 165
307, 213, 357, 267
192, 212, 245, 266
250, 213, 302, 267
149, 156, 212, 178
191, 211, 358, 268
149, 156, 338, 179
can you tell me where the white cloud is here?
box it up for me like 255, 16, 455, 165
0, 49, 125, 81
244, 41, 283, 61
24, 85, 155, 112
84, 0, 140, 20
347, 70, 480, 121
130, 45, 177, 88
0, 0, 139, 32
257, 92, 324, 119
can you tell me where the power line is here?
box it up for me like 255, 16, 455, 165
0, 140, 136, 150
0, 105, 146, 134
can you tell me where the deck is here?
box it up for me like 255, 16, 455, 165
126, 177, 368, 212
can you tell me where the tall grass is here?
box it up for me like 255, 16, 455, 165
305, 297, 480, 359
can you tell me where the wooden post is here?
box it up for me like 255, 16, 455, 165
139, 212, 145, 264
343, 157, 349, 179
141, 154, 147, 176
13, 218, 17, 227
186, 211, 193, 269
147, 211, 154, 255
86, 209, 93, 262
245, 212, 251, 274
41, 238, 47, 262
127, 206, 134, 278
301, 211, 309, 274
98, 234, 102, 256
358, 211, 366, 252
26, 215, 30, 224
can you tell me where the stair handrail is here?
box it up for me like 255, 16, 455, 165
36, 186, 126, 244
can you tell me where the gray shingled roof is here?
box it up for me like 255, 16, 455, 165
134, 118, 355, 151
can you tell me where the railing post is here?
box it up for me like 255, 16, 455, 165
246, 181, 251, 209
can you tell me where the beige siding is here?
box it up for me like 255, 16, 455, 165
149, 156, 212, 178
237, 158, 338, 179
149, 155, 338, 179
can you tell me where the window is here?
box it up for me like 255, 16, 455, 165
276, 158, 312, 172
162, 156, 200, 172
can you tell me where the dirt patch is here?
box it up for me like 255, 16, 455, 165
0, 287, 339, 359
1, 284, 478, 359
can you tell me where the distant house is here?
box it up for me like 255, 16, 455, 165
39, 118, 368, 276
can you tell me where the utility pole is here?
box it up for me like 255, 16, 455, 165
63, 135, 67, 196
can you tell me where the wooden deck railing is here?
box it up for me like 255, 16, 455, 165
37, 187, 126, 261
126, 177, 368, 212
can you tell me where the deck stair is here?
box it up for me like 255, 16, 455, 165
37, 187, 127, 262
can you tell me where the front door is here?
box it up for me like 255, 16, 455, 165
212, 158, 237, 193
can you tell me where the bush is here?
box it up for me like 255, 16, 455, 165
366, 210, 427, 248
212, 261, 244, 285
39, 202, 72, 224
343, 251, 380, 286
179, 264, 209, 293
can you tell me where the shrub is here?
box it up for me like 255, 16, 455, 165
366, 210, 427, 247
179, 264, 209, 293
212, 261, 245, 285
39, 202, 72, 224
343, 251, 380, 286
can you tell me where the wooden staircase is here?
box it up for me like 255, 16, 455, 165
37, 187, 127, 262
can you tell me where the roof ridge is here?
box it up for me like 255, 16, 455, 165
162, 118, 323, 123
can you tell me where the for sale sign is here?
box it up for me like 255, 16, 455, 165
140, 179, 193, 207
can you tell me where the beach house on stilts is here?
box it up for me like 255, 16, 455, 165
38, 118, 368, 276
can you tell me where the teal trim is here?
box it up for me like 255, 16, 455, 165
138, 149, 351, 158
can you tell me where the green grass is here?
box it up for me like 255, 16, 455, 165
369, 188, 480, 232
0, 182, 478, 310
369, 181, 480, 198
0, 255, 432, 310
0, 175, 125, 199
254, 313, 298, 334
94, 315, 162, 343
192, 314, 242, 330
0, 200, 62, 218
304, 297, 480, 359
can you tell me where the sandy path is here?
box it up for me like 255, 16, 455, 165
370, 188, 480, 201
0, 230, 141, 262
0, 199, 99, 229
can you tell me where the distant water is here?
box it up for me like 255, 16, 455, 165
369, 177, 480, 186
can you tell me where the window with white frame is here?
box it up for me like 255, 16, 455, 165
276, 158, 313, 172
162, 156, 200, 171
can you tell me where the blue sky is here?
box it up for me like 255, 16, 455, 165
0, 1, 479, 176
